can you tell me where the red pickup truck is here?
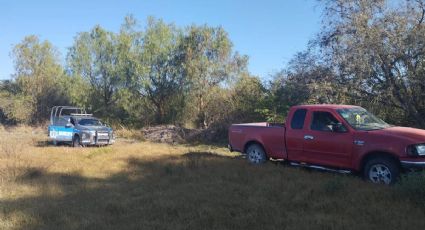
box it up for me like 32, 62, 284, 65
228, 104, 425, 184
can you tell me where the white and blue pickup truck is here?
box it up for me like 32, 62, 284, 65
48, 106, 115, 147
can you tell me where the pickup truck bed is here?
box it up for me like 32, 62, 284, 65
229, 122, 286, 159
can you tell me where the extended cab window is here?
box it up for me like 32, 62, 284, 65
291, 109, 307, 129
311, 111, 340, 132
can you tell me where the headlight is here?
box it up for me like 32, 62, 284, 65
82, 131, 95, 140
416, 145, 425, 156
407, 144, 425, 156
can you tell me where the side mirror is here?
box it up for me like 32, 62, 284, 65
332, 123, 347, 133
65, 123, 74, 128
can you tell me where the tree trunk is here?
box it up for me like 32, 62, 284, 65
197, 93, 207, 128
155, 98, 165, 124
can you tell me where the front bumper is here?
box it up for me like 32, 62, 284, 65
80, 131, 115, 145
401, 160, 425, 169
81, 139, 114, 145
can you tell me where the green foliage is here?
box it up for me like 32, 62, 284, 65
59, 75, 91, 109
261, 51, 331, 122
251, 0, 425, 127
139, 17, 185, 124
63, 16, 249, 128
319, 0, 425, 127
0, 91, 33, 124
180, 25, 245, 128
230, 74, 266, 122
3, 5, 425, 130
2, 35, 70, 124
67, 26, 121, 117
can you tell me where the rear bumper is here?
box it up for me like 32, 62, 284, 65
401, 160, 425, 169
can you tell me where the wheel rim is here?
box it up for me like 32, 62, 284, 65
369, 164, 392, 184
248, 147, 262, 163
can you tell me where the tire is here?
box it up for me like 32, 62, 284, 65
246, 144, 267, 164
72, 135, 82, 148
363, 156, 400, 185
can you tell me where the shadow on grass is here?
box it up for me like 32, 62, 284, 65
2, 152, 425, 230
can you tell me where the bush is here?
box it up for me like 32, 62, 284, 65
0, 92, 34, 124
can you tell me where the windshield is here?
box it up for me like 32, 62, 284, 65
78, 119, 103, 126
337, 108, 390, 131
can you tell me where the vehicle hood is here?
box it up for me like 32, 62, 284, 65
372, 126, 425, 143
77, 126, 112, 132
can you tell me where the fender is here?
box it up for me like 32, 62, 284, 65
354, 149, 400, 171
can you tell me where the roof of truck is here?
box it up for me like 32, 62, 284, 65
293, 104, 362, 110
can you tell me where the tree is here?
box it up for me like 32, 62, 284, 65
8, 35, 68, 123
180, 25, 245, 128
319, 0, 425, 127
67, 26, 122, 117
2, 16, 256, 129
137, 17, 185, 124
229, 73, 266, 122
263, 50, 337, 121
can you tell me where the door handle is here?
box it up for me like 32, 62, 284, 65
304, 135, 314, 140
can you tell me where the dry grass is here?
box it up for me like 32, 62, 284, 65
0, 127, 425, 230
114, 127, 145, 141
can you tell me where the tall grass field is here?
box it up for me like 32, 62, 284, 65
1, 126, 425, 230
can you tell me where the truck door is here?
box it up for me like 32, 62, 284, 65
49, 117, 74, 142
285, 108, 308, 161
301, 110, 353, 168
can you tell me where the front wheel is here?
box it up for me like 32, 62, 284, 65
363, 157, 399, 185
246, 144, 267, 164
72, 135, 82, 148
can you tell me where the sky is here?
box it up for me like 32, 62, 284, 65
0, 0, 322, 80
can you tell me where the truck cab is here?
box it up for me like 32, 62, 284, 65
48, 106, 115, 147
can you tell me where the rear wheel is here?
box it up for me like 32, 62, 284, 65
72, 135, 82, 148
363, 157, 399, 185
246, 144, 267, 164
